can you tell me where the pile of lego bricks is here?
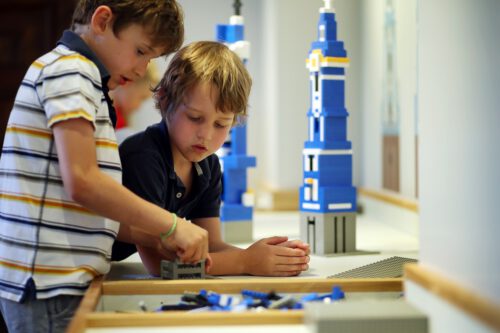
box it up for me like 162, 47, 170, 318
155, 286, 345, 312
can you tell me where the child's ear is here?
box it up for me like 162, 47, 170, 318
90, 5, 113, 35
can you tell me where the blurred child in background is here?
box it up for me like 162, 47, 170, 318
110, 63, 160, 143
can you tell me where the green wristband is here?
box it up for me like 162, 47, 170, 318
160, 213, 177, 241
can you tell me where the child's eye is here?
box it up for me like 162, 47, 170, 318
215, 123, 230, 129
188, 116, 201, 122
137, 48, 145, 56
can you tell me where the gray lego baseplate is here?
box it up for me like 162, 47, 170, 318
160, 259, 206, 280
328, 256, 417, 279
305, 299, 428, 333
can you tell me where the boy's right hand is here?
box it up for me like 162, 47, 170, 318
161, 217, 209, 264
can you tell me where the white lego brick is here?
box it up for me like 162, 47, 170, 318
302, 203, 320, 210
320, 60, 349, 68
312, 155, 319, 171
229, 40, 250, 61
312, 179, 319, 201
242, 192, 255, 207
328, 203, 352, 210
319, 24, 326, 41
321, 74, 346, 81
304, 187, 312, 201
229, 15, 244, 25
303, 148, 353, 156
309, 117, 315, 141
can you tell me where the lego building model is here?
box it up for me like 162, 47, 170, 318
300, 0, 357, 255
215, 0, 256, 243
161, 259, 206, 280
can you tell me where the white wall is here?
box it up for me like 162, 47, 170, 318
359, 0, 417, 197
359, 0, 384, 191
417, 0, 500, 303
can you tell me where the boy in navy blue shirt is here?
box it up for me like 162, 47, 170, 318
113, 41, 310, 276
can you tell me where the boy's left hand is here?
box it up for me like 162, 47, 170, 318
241, 236, 310, 277
276, 239, 310, 255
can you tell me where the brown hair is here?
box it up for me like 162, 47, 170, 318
71, 0, 184, 55
155, 41, 252, 125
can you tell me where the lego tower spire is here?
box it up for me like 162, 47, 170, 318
233, 0, 242, 16
299, 3, 357, 255
323, 0, 333, 10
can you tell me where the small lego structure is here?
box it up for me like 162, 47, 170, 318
300, 0, 357, 255
160, 259, 206, 280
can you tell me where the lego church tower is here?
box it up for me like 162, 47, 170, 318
300, 0, 357, 255
216, 1, 256, 243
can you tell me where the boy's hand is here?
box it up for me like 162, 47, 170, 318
276, 239, 310, 255
161, 217, 209, 264
241, 236, 310, 277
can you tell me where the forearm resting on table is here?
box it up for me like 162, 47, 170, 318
137, 244, 243, 277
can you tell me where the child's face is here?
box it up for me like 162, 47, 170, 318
113, 81, 152, 118
94, 23, 163, 90
167, 82, 234, 164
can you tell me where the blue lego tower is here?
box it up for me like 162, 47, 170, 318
215, 0, 256, 243
300, 0, 357, 255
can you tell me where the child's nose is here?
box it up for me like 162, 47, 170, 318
197, 124, 213, 141
134, 60, 149, 78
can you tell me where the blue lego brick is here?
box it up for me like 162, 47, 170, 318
320, 67, 345, 75
216, 24, 244, 43
318, 13, 337, 40
299, 186, 356, 213
311, 41, 347, 58
303, 170, 352, 187
230, 125, 248, 154
220, 204, 253, 221
319, 186, 356, 209
325, 118, 347, 141
216, 25, 228, 43
322, 81, 345, 107
221, 155, 256, 169
303, 155, 353, 186
222, 169, 248, 203
304, 141, 352, 150
317, 168, 352, 187
317, 152, 352, 166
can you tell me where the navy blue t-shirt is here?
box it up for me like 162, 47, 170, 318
111, 121, 222, 261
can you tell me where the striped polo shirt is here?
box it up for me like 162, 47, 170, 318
0, 31, 121, 302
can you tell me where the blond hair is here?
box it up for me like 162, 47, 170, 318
71, 0, 184, 55
155, 41, 252, 125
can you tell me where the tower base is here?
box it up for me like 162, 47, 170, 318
300, 212, 356, 255
220, 220, 253, 244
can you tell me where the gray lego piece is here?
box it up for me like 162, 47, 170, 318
220, 220, 253, 244
160, 259, 205, 280
305, 299, 428, 333
300, 212, 356, 255
329, 256, 418, 279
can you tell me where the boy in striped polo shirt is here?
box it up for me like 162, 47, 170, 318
0, 1, 210, 332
